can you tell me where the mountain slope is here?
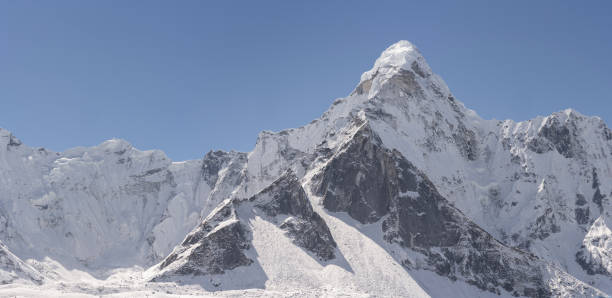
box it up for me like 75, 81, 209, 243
149, 171, 337, 282
311, 118, 600, 297
0, 241, 43, 285
0, 40, 610, 297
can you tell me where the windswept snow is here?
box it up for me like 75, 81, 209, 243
0, 40, 611, 297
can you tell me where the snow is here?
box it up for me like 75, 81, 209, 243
399, 190, 419, 199
579, 216, 612, 274
0, 40, 610, 296
360, 41, 429, 81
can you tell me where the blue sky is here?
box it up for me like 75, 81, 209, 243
1, 1, 611, 161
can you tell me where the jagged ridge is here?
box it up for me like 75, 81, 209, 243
0, 40, 611, 297
149, 170, 336, 283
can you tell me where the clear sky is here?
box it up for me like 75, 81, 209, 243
1, 1, 611, 161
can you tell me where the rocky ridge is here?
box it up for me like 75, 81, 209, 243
0, 40, 611, 297
150, 170, 336, 283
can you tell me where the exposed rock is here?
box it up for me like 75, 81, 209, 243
151, 171, 336, 280
452, 122, 479, 161
382, 69, 425, 98
576, 216, 612, 276
411, 61, 430, 78
576, 194, 588, 206
313, 122, 580, 297
201, 150, 247, 189
527, 114, 582, 158
0, 40, 610, 297
530, 207, 562, 240
592, 168, 605, 212
251, 171, 337, 260
0, 241, 43, 285
314, 123, 392, 224
153, 200, 252, 279
352, 77, 374, 95
7, 134, 21, 147
575, 207, 590, 225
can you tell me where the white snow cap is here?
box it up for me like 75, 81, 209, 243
360, 40, 432, 83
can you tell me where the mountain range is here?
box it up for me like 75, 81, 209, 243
0, 40, 610, 297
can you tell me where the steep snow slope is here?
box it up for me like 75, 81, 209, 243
308, 117, 600, 296
0, 40, 611, 297
0, 241, 43, 285
145, 171, 436, 297
210, 40, 612, 293
354, 43, 612, 292
149, 171, 337, 282
0, 128, 250, 276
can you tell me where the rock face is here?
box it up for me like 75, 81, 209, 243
0, 241, 43, 285
0, 131, 254, 274
1, 40, 611, 297
150, 171, 336, 281
152, 200, 252, 278
315, 121, 393, 224
527, 113, 583, 158
314, 121, 598, 297
249, 171, 337, 261
576, 216, 612, 276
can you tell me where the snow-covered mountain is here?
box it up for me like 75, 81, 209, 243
0, 40, 610, 297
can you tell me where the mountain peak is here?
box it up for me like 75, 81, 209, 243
359, 40, 431, 85
353, 40, 449, 100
